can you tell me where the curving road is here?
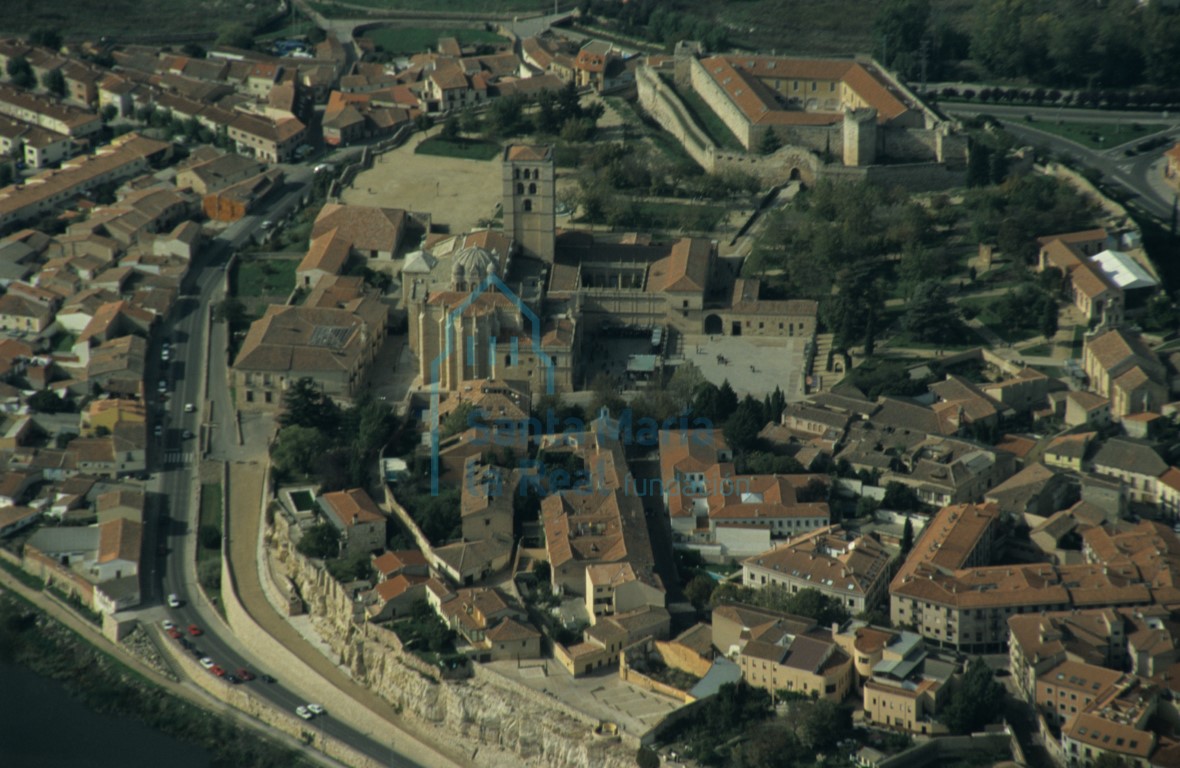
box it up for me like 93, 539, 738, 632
942, 102, 1180, 221
139, 167, 433, 768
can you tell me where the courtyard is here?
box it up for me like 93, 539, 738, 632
342, 127, 504, 237
682, 333, 809, 400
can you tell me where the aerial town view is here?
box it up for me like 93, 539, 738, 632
3, 1, 1180, 767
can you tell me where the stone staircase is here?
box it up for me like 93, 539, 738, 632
810, 332, 836, 390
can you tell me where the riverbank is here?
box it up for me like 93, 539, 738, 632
0, 590, 315, 768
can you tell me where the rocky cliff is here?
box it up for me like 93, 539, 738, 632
267, 518, 637, 768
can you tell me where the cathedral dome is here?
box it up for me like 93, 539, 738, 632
452, 245, 496, 285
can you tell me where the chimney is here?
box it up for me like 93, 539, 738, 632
352, 514, 358, 525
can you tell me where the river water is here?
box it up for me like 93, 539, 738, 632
0, 661, 212, 768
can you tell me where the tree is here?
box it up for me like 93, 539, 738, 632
793, 698, 850, 752
279, 377, 339, 433
1040, 299, 1059, 339
883, 481, 921, 511
28, 389, 73, 414
100, 104, 118, 123
943, 657, 1004, 734
271, 425, 332, 478
6, 56, 34, 89
873, 0, 931, 77
440, 115, 460, 141
901, 280, 962, 343
635, 746, 660, 768
199, 524, 221, 550
297, 522, 340, 559
442, 402, 476, 438
684, 574, 716, 610
29, 29, 62, 49
180, 43, 207, 59
217, 23, 255, 50
214, 296, 247, 326
758, 128, 782, 155
785, 588, 850, 627
716, 380, 738, 421
41, 68, 65, 97
724, 396, 766, 453
901, 517, 914, 555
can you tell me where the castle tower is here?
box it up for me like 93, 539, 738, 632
502, 144, 555, 262
842, 107, 878, 167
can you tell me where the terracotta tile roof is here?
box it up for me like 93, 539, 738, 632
311, 204, 405, 254
375, 573, 426, 602
375, 549, 428, 576
505, 144, 551, 162
321, 488, 384, 527
234, 302, 378, 374
1159, 467, 1180, 494
646, 237, 711, 294
1091, 438, 1167, 476
484, 616, 540, 642
97, 517, 141, 564
1071, 260, 1119, 299
1085, 328, 1161, 376
1037, 228, 1108, 248
297, 228, 351, 276
743, 525, 890, 598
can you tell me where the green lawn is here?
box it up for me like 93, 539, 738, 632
659, 75, 745, 152
0, 558, 44, 591
197, 483, 224, 617
1024, 119, 1167, 150
633, 200, 729, 232
233, 257, 298, 298
958, 296, 1045, 344
415, 136, 502, 160
361, 26, 507, 56
331, 0, 542, 11
197, 484, 222, 564
0, 0, 268, 40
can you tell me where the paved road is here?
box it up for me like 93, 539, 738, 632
944, 103, 1180, 222
139, 170, 453, 768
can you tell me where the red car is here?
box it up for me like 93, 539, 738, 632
166, 627, 183, 639
236, 668, 255, 681
210, 665, 226, 677
187, 624, 203, 636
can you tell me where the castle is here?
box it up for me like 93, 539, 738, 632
637, 47, 967, 188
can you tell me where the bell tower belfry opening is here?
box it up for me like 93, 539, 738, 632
502, 144, 555, 262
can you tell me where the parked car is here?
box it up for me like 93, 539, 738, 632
154, 424, 163, 438
306, 703, 325, 716
162, 619, 176, 630
225, 674, 240, 684
182, 429, 194, 439
199, 657, 215, 670
260, 674, 277, 684
236, 668, 255, 681
296, 706, 313, 720
187, 624, 202, 637
184, 402, 195, 413
167, 627, 183, 640
167, 594, 181, 608
157, 380, 168, 393
210, 665, 226, 677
